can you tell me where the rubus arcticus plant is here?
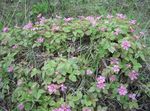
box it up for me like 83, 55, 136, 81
0, 14, 147, 111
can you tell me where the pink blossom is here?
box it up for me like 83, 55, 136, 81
107, 14, 113, 19
37, 14, 46, 24
39, 17, 46, 25
121, 40, 131, 50
126, 64, 131, 68
140, 31, 145, 36
96, 76, 106, 89
97, 82, 105, 89
96, 16, 102, 20
64, 17, 74, 22
82, 107, 92, 111
97, 76, 105, 83
129, 20, 136, 25
31, 27, 39, 31
12, 45, 18, 49
37, 37, 44, 43
23, 21, 33, 30
110, 58, 119, 65
116, 13, 126, 19
100, 27, 107, 32
133, 35, 140, 40
118, 85, 127, 96
114, 28, 121, 35
53, 104, 71, 111
86, 16, 97, 26
86, 69, 93, 75
18, 103, 24, 110
60, 84, 67, 92
8, 66, 14, 73
51, 25, 60, 32
61, 104, 71, 111
128, 70, 139, 80
130, 28, 135, 33
112, 65, 120, 73
47, 84, 59, 94
128, 93, 136, 100
3, 27, 9, 32
109, 75, 116, 82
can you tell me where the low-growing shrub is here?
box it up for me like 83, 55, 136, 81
0, 14, 146, 111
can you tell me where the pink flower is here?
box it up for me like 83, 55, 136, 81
51, 25, 60, 32
31, 27, 39, 31
97, 76, 105, 83
112, 65, 120, 73
128, 70, 139, 80
60, 84, 67, 92
140, 31, 145, 36
126, 64, 131, 68
61, 104, 71, 111
3, 27, 9, 32
47, 84, 59, 94
96, 16, 102, 20
18, 103, 24, 110
39, 17, 46, 25
121, 40, 131, 50
100, 27, 107, 32
133, 35, 140, 40
23, 21, 33, 30
129, 20, 136, 25
37, 37, 44, 43
86, 69, 93, 75
114, 28, 121, 35
107, 14, 113, 19
8, 66, 14, 73
86, 16, 97, 26
128, 93, 136, 100
118, 85, 127, 96
109, 75, 116, 82
64, 17, 74, 22
96, 76, 106, 89
130, 28, 135, 33
116, 13, 126, 19
110, 58, 119, 65
96, 82, 105, 89
82, 107, 92, 111
53, 104, 71, 111
12, 45, 18, 49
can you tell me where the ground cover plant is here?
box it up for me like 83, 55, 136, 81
0, 14, 148, 111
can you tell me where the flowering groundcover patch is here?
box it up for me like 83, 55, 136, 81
0, 14, 146, 111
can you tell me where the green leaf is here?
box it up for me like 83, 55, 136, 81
36, 89, 45, 100
129, 101, 139, 109
69, 74, 77, 82
108, 46, 116, 53
88, 86, 96, 92
31, 68, 40, 77
76, 91, 82, 99
63, 27, 71, 33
